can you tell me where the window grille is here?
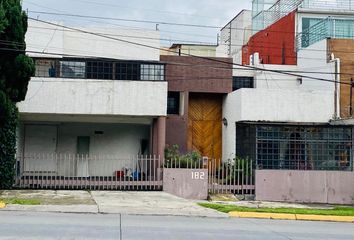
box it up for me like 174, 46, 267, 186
236, 123, 352, 171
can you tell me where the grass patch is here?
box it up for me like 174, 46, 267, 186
1, 198, 41, 205
198, 203, 354, 216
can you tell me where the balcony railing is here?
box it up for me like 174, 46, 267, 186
300, 0, 354, 11
252, 0, 304, 33
296, 17, 354, 50
252, 0, 354, 34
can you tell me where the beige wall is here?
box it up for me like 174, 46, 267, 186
163, 168, 208, 200
256, 170, 354, 204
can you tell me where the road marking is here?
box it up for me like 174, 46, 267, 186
229, 212, 296, 220
296, 214, 354, 223
229, 211, 354, 222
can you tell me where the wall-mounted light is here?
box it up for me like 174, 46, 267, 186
222, 117, 228, 126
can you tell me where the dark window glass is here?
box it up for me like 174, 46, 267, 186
60, 61, 85, 78
115, 62, 140, 80
236, 124, 352, 171
33, 58, 165, 81
167, 92, 180, 115
86, 61, 113, 80
232, 77, 254, 91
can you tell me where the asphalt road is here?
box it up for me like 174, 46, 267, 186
0, 211, 354, 240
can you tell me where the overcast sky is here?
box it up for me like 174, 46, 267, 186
22, 0, 252, 46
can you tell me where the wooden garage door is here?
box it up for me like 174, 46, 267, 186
188, 94, 222, 160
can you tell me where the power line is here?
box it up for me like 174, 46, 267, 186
0, 44, 346, 84
1, 37, 352, 79
23, 27, 329, 62
0, 42, 349, 77
8, 18, 352, 86
28, 11, 222, 29
24, 15, 354, 58
24, 0, 226, 21
27, 10, 351, 36
25, 25, 216, 45
1, 45, 348, 86
25, 1, 218, 40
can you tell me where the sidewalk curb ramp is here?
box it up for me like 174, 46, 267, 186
229, 211, 354, 223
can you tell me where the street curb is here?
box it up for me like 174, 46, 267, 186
229, 211, 354, 222
0, 202, 5, 209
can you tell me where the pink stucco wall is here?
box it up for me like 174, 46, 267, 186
256, 170, 354, 204
163, 168, 208, 200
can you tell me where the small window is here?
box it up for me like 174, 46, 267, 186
115, 62, 139, 80
86, 61, 113, 80
34, 59, 57, 77
167, 92, 180, 115
141, 64, 165, 81
60, 61, 85, 78
232, 77, 254, 91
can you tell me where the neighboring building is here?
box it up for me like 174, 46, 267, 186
242, 0, 354, 118
217, 10, 252, 65
160, 55, 233, 160
162, 43, 217, 57
218, 0, 354, 204
16, 19, 167, 179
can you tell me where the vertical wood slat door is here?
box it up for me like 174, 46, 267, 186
188, 94, 222, 161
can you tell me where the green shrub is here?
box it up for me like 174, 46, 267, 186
218, 156, 253, 184
0, 91, 18, 189
164, 145, 202, 168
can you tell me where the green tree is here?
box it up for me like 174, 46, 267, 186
0, 0, 35, 189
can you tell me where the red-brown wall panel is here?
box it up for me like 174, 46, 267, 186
242, 11, 297, 65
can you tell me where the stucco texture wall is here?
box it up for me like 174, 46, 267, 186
256, 170, 354, 204
18, 78, 167, 117
222, 88, 334, 161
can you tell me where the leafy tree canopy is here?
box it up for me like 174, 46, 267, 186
0, 0, 34, 189
0, 0, 34, 102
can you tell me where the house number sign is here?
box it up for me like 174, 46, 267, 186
191, 171, 205, 180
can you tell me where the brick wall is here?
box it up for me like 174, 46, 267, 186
160, 55, 233, 93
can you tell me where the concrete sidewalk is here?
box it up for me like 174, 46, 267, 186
0, 190, 226, 218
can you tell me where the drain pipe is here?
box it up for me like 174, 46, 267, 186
330, 56, 340, 119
